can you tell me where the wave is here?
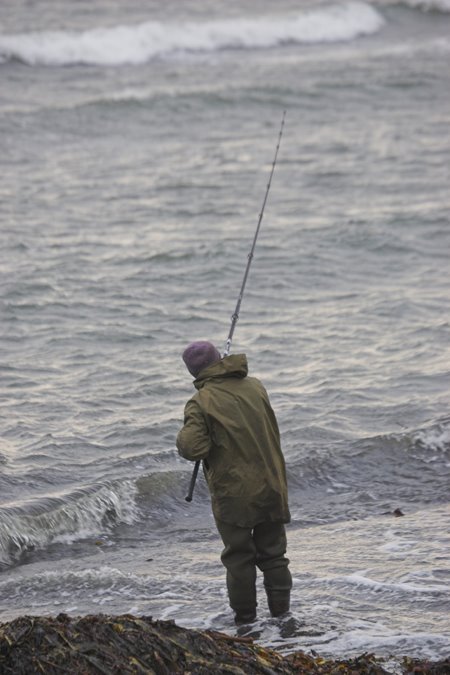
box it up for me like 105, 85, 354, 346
378, 0, 450, 11
0, 2, 384, 67
1, 420, 448, 568
288, 418, 450, 478
285, 418, 450, 525
0, 481, 138, 568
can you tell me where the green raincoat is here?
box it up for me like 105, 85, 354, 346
177, 354, 290, 528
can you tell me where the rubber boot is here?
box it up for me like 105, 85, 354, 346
234, 611, 257, 626
266, 590, 290, 618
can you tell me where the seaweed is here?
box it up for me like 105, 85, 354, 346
0, 613, 448, 674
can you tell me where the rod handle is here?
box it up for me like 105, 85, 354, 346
185, 460, 200, 502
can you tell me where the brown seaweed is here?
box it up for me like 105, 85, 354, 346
0, 613, 449, 674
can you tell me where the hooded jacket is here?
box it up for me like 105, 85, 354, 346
176, 354, 290, 528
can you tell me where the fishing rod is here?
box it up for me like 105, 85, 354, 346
185, 110, 286, 503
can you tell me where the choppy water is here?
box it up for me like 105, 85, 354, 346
1, 0, 450, 664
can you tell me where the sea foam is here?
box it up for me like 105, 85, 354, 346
0, 2, 384, 67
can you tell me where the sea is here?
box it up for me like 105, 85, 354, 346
1, 0, 449, 666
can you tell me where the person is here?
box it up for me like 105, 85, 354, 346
176, 340, 292, 625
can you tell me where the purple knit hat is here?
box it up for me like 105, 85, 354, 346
182, 341, 221, 377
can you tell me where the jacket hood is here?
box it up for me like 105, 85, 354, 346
194, 353, 248, 389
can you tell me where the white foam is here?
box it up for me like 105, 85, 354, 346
0, 565, 157, 605
379, 539, 416, 553
310, 623, 450, 661
339, 571, 449, 595
0, 2, 384, 67
379, 529, 418, 554
415, 425, 450, 452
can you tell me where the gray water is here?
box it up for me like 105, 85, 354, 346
1, 0, 449, 663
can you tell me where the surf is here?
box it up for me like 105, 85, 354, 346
0, 481, 139, 568
0, 2, 384, 67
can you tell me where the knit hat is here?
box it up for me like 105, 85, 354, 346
182, 341, 221, 377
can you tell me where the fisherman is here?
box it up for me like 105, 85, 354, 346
177, 340, 292, 626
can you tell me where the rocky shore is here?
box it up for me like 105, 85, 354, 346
0, 613, 449, 674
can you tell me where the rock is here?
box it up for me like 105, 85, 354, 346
0, 613, 448, 674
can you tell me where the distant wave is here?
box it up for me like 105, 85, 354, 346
0, 2, 384, 67
379, 0, 450, 10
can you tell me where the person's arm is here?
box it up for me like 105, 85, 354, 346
176, 399, 211, 461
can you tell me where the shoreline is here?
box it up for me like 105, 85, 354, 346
1, 613, 449, 674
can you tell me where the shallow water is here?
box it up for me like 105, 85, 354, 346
1, 0, 449, 661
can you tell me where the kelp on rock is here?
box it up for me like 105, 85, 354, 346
0, 613, 449, 674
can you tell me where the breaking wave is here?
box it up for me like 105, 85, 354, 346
0, 481, 139, 568
0, 2, 384, 67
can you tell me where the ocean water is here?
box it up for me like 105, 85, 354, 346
1, 0, 450, 664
